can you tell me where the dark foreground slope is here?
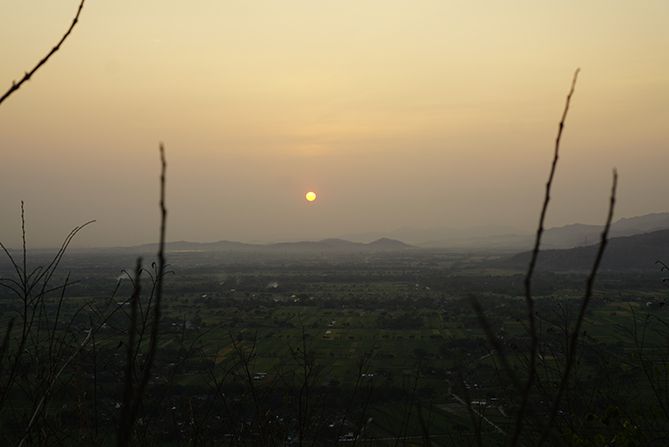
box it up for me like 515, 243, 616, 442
500, 229, 669, 271
538, 212, 669, 249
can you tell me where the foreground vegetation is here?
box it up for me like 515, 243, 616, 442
1, 248, 668, 446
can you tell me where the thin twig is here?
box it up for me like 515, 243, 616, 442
118, 143, 168, 444
0, 318, 15, 373
511, 68, 580, 447
0, 216, 94, 411
17, 327, 93, 447
117, 258, 142, 446
0, 0, 86, 106
537, 170, 617, 446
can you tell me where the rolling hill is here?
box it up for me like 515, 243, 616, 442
501, 229, 669, 271
540, 212, 669, 249
339, 213, 669, 250
115, 237, 414, 255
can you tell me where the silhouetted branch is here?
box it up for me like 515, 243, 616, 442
116, 143, 168, 445
511, 68, 580, 447
656, 260, 669, 284
0, 209, 94, 413
0, 318, 15, 374
17, 324, 94, 447
0, 0, 86, 106
47, 274, 68, 360
538, 169, 618, 446
117, 258, 142, 446
133, 143, 167, 402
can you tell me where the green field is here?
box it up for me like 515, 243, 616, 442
1, 250, 668, 445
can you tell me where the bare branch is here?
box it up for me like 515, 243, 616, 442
0, 318, 15, 373
0, 0, 86, 106
117, 258, 142, 446
17, 325, 94, 447
512, 68, 580, 446
117, 143, 168, 445
538, 169, 617, 446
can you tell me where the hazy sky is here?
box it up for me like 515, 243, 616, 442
1, 1, 668, 247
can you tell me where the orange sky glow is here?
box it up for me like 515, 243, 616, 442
1, 0, 667, 246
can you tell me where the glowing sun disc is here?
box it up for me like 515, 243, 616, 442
305, 191, 317, 202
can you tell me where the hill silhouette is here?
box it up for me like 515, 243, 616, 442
116, 237, 414, 254
339, 212, 669, 250
501, 228, 669, 271
539, 212, 669, 249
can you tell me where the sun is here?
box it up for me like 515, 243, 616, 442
305, 191, 317, 202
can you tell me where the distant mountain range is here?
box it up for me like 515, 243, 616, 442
342, 212, 669, 251
101, 212, 669, 259
119, 237, 414, 254
540, 212, 669, 249
340, 224, 523, 249
500, 229, 669, 272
